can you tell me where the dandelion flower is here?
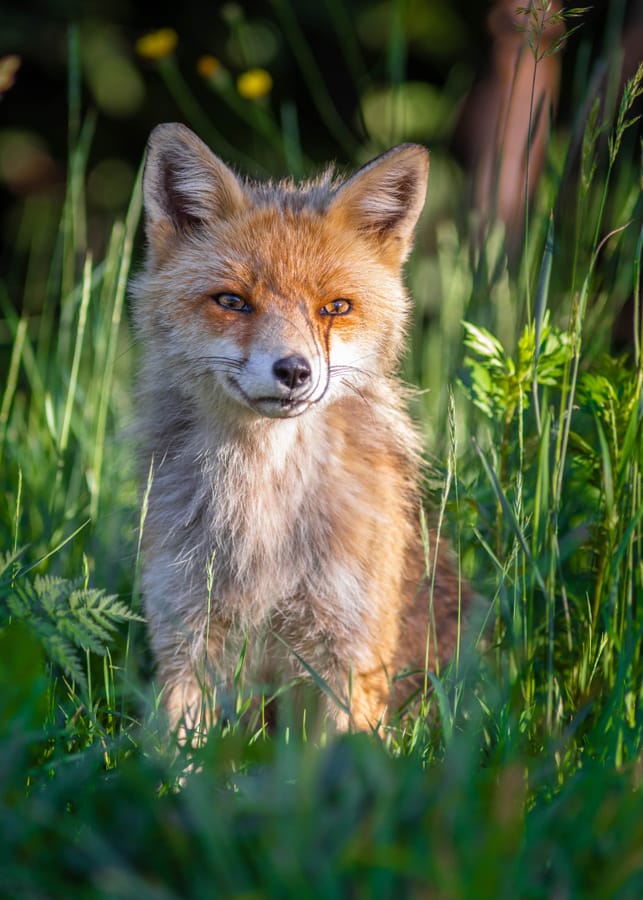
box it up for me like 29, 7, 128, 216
135, 28, 178, 61
237, 68, 273, 100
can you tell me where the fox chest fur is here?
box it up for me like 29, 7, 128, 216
133, 123, 465, 733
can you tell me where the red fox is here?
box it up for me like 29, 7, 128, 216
132, 123, 467, 735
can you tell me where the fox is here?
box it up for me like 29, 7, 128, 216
132, 122, 468, 736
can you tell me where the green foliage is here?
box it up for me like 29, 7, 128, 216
0, 549, 143, 692
462, 314, 572, 422
0, 727, 642, 898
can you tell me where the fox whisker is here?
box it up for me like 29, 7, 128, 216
193, 355, 243, 369
339, 379, 372, 407
329, 364, 383, 382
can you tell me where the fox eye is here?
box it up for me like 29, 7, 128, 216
213, 292, 252, 313
319, 298, 352, 317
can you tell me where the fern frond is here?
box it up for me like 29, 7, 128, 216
0, 547, 25, 580
1, 548, 144, 688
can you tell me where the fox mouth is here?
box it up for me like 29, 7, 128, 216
256, 396, 311, 417
226, 377, 319, 418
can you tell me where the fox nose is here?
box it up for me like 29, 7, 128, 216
273, 355, 312, 390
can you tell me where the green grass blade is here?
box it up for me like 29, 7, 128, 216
272, 631, 351, 719
472, 437, 549, 600
59, 253, 92, 455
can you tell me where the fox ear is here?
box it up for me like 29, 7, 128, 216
329, 144, 429, 264
143, 123, 246, 253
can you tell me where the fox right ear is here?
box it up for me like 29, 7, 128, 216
143, 123, 246, 253
328, 144, 429, 266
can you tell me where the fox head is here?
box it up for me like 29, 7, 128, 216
134, 123, 429, 421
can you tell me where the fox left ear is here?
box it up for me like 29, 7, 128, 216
142, 122, 247, 258
328, 144, 429, 265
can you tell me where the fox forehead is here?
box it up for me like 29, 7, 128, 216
178, 204, 382, 303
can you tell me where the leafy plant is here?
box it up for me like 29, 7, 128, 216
0, 549, 143, 692
462, 313, 573, 424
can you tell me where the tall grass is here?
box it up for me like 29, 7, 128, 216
1, 6, 642, 897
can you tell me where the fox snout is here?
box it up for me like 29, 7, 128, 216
220, 341, 325, 419
272, 355, 312, 391
244, 348, 319, 418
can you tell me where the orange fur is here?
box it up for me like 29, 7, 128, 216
132, 123, 468, 735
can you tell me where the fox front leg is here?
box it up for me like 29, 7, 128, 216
150, 613, 236, 742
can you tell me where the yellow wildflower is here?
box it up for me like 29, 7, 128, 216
135, 28, 178, 61
0, 55, 21, 93
237, 68, 272, 100
197, 55, 222, 78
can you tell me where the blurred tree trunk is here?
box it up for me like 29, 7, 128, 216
456, 0, 564, 257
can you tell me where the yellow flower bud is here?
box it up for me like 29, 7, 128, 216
135, 29, 178, 61
237, 68, 273, 100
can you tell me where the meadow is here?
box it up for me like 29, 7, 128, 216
1, 3, 642, 897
